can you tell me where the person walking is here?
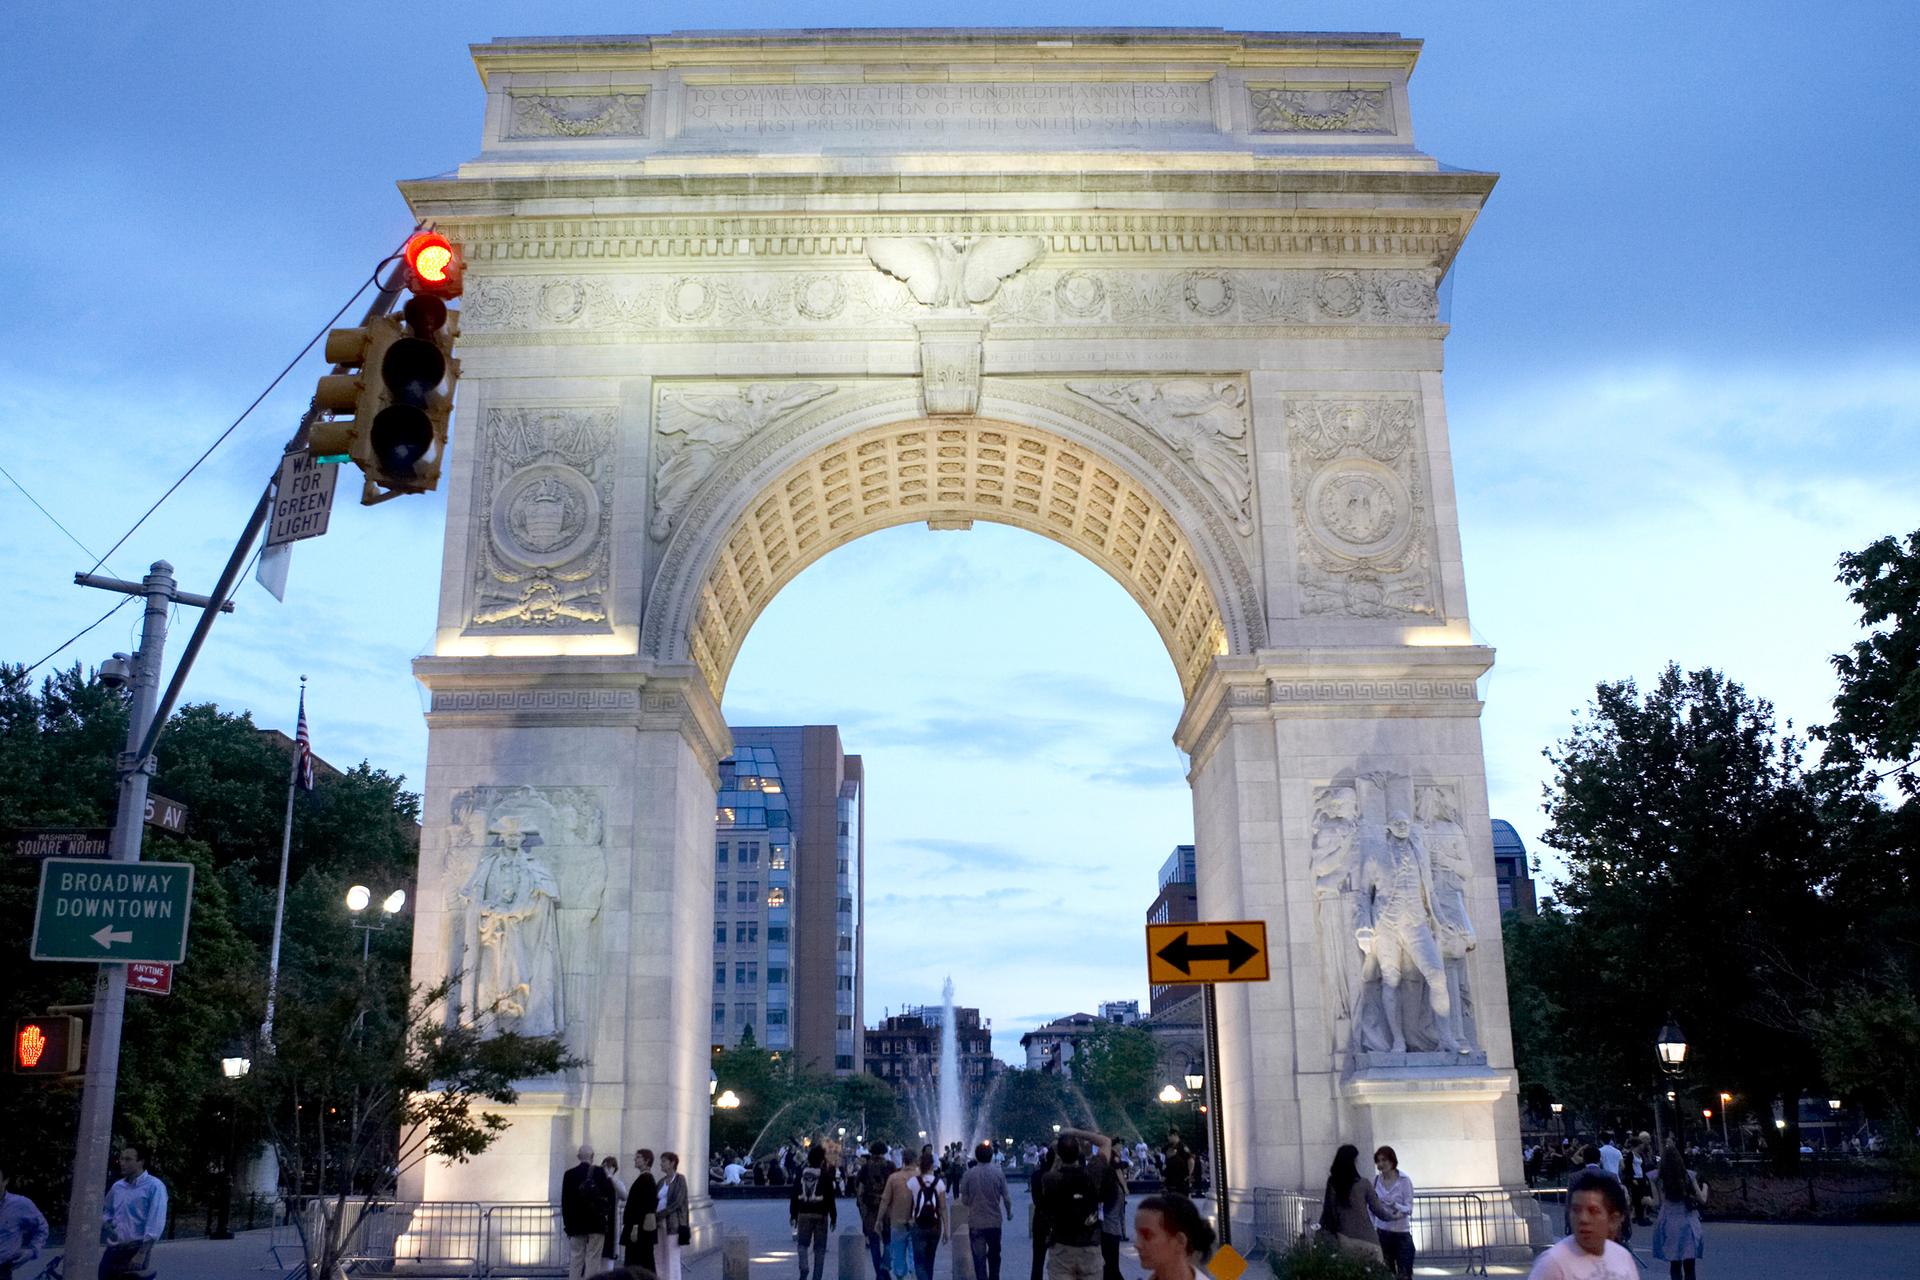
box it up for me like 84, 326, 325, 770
1039, 1136, 1102, 1280
1027, 1146, 1056, 1280
880, 1148, 919, 1280
1159, 1135, 1192, 1197
1096, 1145, 1130, 1280
858, 1141, 897, 1280
656, 1152, 691, 1280
1597, 1133, 1622, 1179
905, 1151, 948, 1280
623, 1150, 660, 1270
1370, 1146, 1415, 1280
1651, 1143, 1707, 1280
561, 1145, 616, 1280
1525, 1171, 1635, 1279
791, 1144, 839, 1280
0, 1166, 50, 1280
1131, 1194, 1216, 1280
958, 1142, 1014, 1280
100, 1145, 168, 1280
1316, 1145, 1387, 1264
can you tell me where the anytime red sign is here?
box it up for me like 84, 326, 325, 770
127, 962, 173, 996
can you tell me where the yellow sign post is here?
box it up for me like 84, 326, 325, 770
1145, 920, 1270, 985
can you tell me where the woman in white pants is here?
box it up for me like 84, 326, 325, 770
655, 1151, 690, 1280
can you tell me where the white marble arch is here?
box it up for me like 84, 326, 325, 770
399, 25, 1544, 1256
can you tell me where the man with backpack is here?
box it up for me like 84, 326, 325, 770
901, 1150, 948, 1280
857, 1141, 895, 1280
790, 1144, 838, 1280
1038, 1136, 1103, 1280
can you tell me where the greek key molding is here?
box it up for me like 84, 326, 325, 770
429, 689, 641, 714
1269, 679, 1478, 705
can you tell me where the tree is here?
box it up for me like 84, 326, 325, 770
1537, 664, 1833, 1164
1821, 529, 1920, 794
1070, 1022, 1162, 1138
254, 979, 572, 1279
985, 1069, 1072, 1147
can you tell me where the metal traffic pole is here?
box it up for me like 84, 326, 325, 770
61, 562, 231, 1279
1201, 981, 1230, 1247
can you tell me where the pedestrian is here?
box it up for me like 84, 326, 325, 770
655, 1152, 691, 1280
0, 1166, 50, 1280
905, 1150, 947, 1280
958, 1141, 1013, 1280
1131, 1194, 1216, 1280
1097, 1143, 1130, 1280
1651, 1142, 1707, 1280
1631, 1134, 1656, 1225
857, 1141, 896, 1280
1039, 1135, 1102, 1280
1316, 1144, 1386, 1263
100, 1144, 167, 1280
880, 1145, 919, 1280
1525, 1171, 1634, 1279
791, 1143, 838, 1280
602, 1157, 630, 1273
1597, 1133, 1622, 1179
1370, 1146, 1415, 1280
1027, 1146, 1056, 1280
1160, 1134, 1192, 1197
623, 1150, 660, 1271
562, 1144, 616, 1280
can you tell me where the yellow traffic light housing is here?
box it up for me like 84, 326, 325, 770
14, 1014, 82, 1076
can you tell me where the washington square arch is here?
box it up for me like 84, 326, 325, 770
400, 27, 1539, 1245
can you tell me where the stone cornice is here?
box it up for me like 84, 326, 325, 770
1175, 644, 1493, 762
470, 30, 1424, 85
413, 654, 730, 766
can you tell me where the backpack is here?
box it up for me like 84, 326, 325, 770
910, 1175, 942, 1230
859, 1161, 891, 1211
1047, 1165, 1099, 1242
796, 1167, 829, 1213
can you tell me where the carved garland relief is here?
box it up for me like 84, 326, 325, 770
505, 91, 649, 139
1248, 87, 1393, 134
1285, 398, 1440, 620
468, 408, 618, 633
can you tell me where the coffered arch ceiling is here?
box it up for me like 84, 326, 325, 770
668, 417, 1238, 702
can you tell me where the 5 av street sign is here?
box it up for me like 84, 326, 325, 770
1145, 920, 1271, 985
31, 858, 195, 964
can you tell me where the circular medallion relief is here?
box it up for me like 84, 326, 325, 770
1183, 271, 1235, 317
665, 277, 714, 323
1314, 270, 1365, 319
491, 464, 601, 569
795, 274, 847, 320
1304, 460, 1411, 559
537, 280, 586, 324
1055, 271, 1108, 318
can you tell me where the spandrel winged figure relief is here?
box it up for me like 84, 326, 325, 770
651, 382, 833, 539
864, 235, 1046, 309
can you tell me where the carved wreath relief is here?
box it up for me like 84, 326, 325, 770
650, 383, 835, 539
445, 784, 608, 1058
1286, 398, 1439, 619
469, 408, 618, 632
506, 91, 649, 140
1248, 87, 1392, 134
1067, 380, 1254, 535
1310, 772, 1478, 1060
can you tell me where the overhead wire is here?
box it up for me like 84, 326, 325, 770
0, 459, 106, 565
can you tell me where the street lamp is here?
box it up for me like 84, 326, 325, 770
346, 883, 407, 960
211, 1043, 252, 1240
710, 1070, 718, 1101
1549, 1101, 1564, 1140
1655, 1017, 1687, 1144
1158, 1083, 1184, 1104
716, 1090, 742, 1110
1184, 1070, 1204, 1094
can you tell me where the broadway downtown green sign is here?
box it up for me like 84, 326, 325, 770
32, 857, 195, 963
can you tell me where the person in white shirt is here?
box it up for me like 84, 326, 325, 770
722, 1160, 746, 1186
1597, 1134, 1623, 1179
1526, 1172, 1636, 1280
101, 1145, 168, 1279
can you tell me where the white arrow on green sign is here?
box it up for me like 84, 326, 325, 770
30, 856, 195, 964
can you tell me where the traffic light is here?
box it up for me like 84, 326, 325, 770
14, 1015, 82, 1076
307, 232, 463, 504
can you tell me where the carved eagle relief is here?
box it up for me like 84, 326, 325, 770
864, 235, 1046, 308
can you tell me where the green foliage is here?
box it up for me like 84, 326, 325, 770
1821, 529, 1920, 793
1812, 981, 1920, 1151
706, 1042, 910, 1157
1269, 1238, 1393, 1280
0, 662, 427, 1229
1071, 1022, 1163, 1139
986, 1068, 1073, 1147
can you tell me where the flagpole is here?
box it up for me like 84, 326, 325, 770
261, 676, 306, 1047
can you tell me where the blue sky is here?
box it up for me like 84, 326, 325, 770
4, 3, 1916, 1061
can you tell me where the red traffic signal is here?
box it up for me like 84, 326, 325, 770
14, 1015, 82, 1076
403, 231, 463, 298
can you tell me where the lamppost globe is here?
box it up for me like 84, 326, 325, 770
709, 1071, 718, 1099
220, 1054, 252, 1080
838, 1127, 848, 1137
345, 885, 371, 912
716, 1090, 742, 1109
1158, 1084, 1183, 1104
382, 889, 407, 914
1828, 1099, 1843, 1112
1051, 1124, 1061, 1135
1184, 1071, 1204, 1093
1655, 1017, 1688, 1074
1549, 1102, 1564, 1115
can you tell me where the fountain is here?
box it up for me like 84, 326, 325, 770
939, 976, 963, 1151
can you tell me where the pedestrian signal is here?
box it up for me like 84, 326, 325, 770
14, 1015, 82, 1076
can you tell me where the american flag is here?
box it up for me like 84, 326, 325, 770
295, 687, 314, 792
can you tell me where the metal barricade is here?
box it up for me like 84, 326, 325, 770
338, 1200, 484, 1276
1248, 1187, 1316, 1254
1407, 1192, 1488, 1275
480, 1202, 570, 1277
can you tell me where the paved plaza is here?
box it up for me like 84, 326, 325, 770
35, 1186, 1919, 1280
